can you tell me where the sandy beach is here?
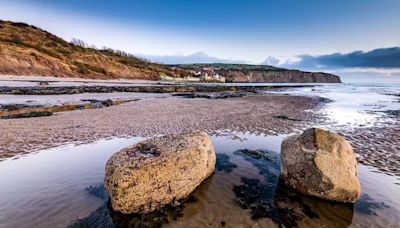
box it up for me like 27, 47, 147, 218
0, 83, 399, 228
0, 94, 323, 159
1, 88, 399, 178
1, 4, 399, 227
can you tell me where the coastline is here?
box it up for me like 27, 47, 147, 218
0, 86, 398, 177
0, 93, 324, 160
0, 82, 399, 227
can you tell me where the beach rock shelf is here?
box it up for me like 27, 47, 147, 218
281, 128, 361, 203
104, 131, 216, 214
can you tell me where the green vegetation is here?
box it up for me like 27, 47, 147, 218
10, 36, 24, 45
72, 61, 89, 74
33, 45, 63, 59
72, 61, 107, 74
0, 20, 184, 79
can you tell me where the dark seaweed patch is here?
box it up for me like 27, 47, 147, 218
233, 176, 304, 227
232, 148, 355, 227
67, 203, 114, 228
0, 103, 44, 111
273, 115, 302, 121
81, 99, 113, 108
355, 194, 390, 216
85, 184, 108, 200
172, 91, 247, 99
1, 111, 53, 119
68, 183, 199, 228
232, 149, 317, 227
236, 149, 273, 160
216, 154, 237, 173
110, 195, 197, 228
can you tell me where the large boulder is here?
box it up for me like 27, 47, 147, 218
104, 131, 216, 214
281, 128, 361, 203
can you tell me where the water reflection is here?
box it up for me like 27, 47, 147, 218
69, 179, 211, 228
232, 149, 354, 228
0, 134, 398, 228
266, 83, 400, 127
69, 148, 357, 228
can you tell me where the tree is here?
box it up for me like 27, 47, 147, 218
70, 38, 87, 48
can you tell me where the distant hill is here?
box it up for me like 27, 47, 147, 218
0, 20, 188, 80
0, 20, 341, 83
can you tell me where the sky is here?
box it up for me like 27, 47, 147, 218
1, 0, 399, 82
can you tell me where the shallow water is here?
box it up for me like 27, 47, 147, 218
266, 83, 400, 128
0, 92, 166, 106
0, 133, 399, 228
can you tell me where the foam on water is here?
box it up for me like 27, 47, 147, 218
266, 83, 400, 127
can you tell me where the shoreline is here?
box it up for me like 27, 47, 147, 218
0, 84, 316, 95
0, 84, 398, 177
0, 94, 324, 160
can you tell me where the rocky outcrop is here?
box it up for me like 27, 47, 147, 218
104, 131, 216, 214
0, 84, 310, 95
280, 128, 361, 203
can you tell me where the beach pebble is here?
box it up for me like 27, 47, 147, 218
281, 128, 361, 203
104, 131, 216, 214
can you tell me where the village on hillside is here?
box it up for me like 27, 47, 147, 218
162, 66, 226, 83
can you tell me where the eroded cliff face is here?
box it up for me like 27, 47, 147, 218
222, 70, 341, 83
176, 64, 342, 83
0, 20, 189, 80
0, 21, 342, 83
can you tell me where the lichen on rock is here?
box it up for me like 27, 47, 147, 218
280, 128, 361, 203
104, 131, 216, 214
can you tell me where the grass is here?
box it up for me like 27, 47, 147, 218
0, 19, 184, 79
73, 61, 106, 74
34, 45, 63, 59
10, 36, 24, 45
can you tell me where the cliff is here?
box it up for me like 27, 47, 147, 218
0, 20, 341, 83
0, 20, 188, 80
176, 64, 341, 83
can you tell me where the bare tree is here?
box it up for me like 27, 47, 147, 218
70, 38, 87, 48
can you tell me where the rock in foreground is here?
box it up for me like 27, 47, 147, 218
281, 128, 361, 203
104, 131, 216, 214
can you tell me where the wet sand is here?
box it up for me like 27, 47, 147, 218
343, 124, 400, 176
0, 94, 323, 160
1, 134, 399, 228
1, 91, 399, 178
0, 85, 399, 227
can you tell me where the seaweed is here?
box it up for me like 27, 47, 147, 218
232, 148, 316, 227
216, 154, 237, 173
85, 184, 108, 200
68, 193, 198, 228
355, 194, 390, 216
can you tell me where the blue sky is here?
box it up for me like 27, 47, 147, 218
1, 0, 399, 82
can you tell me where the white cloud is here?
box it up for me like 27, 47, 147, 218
138, 52, 247, 64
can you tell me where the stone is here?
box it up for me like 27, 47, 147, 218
280, 128, 361, 203
104, 131, 216, 214
0, 111, 53, 119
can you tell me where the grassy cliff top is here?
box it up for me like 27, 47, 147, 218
0, 20, 188, 80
